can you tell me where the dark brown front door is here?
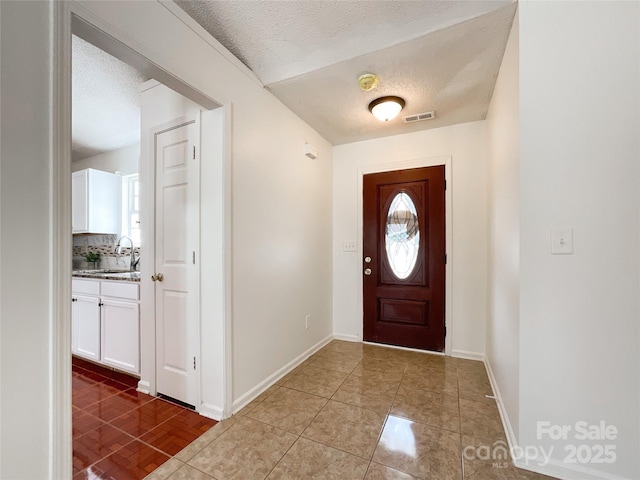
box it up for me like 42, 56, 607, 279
363, 166, 446, 352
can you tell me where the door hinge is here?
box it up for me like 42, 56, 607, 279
192, 145, 196, 160
444, 254, 447, 264
444, 325, 447, 337
193, 356, 197, 370
192, 251, 196, 264
444, 180, 447, 190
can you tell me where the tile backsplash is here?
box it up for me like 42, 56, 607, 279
73, 234, 141, 270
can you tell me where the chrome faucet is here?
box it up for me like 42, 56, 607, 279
114, 236, 139, 271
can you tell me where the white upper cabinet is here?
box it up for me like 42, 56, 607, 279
72, 168, 121, 234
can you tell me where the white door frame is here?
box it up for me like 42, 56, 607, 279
357, 156, 453, 355
52, 3, 233, 477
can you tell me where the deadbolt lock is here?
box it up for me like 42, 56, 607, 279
364, 256, 372, 263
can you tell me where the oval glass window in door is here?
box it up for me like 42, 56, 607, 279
385, 192, 420, 279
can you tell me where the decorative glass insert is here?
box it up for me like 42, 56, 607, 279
385, 192, 420, 279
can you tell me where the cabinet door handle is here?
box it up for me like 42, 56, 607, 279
151, 273, 164, 282
71, 298, 77, 302
98, 302, 103, 307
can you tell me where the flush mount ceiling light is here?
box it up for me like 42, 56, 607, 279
368, 96, 406, 122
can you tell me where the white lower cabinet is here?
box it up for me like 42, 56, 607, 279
101, 299, 140, 373
72, 295, 100, 361
72, 278, 140, 375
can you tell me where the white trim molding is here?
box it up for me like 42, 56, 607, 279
484, 358, 632, 480
232, 334, 333, 414
515, 457, 634, 480
199, 402, 224, 421
137, 380, 152, 396
333, 333, 360, 343
451, 349, 485, 362
221, 103, 234, 419
484, 356, 519, 455
52, 2, 73, 477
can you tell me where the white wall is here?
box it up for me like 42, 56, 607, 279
231, 89, 333, 402
72, 143, 139, 175
71, 1, 334, 408
333, 121, 488, 357
1, 0, 333, 477
519, 2, 639, 478
486, 9, 520, 442
0, 1, 53, 478
75, 0, 332, 410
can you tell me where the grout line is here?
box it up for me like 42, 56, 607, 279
177, 341, 489, 480
262, 432, 299, 479
363, 461, 374, 479
457, 364, 465, 478
73, 434, 140, 476
73, 367, 215, 478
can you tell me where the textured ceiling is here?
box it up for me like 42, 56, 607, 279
176, 0, 517, 144
72, 2, 518, 154
72, 35, 148, 161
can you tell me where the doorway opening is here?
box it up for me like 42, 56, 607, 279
56, 5, 232, 477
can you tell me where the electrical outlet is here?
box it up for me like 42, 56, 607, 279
305, 314, 311, 329
343, 241, 357, 252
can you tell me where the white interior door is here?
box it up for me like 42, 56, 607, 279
154, 119, 200, 407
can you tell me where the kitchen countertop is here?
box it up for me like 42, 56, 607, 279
72, 270, 141, 282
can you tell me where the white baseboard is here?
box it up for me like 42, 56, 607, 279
137, 379, 151, 395
333, 333, 360, 342
514, 454, 633, 480
232, 334, 333, 414
451, 349, 485, 361
484, 357, 519, 451
198, 402, 223, 421
484, 359, 632, 480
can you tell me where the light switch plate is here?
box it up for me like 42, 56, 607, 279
551, 227, 573, 254
343, 241, 357, 252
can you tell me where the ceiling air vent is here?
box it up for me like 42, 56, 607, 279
403, 111, 436, 124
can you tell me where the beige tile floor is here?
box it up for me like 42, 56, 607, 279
145, 340, 556, 480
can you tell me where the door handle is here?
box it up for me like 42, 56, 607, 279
151, 273, 164, 282
364, 268, 372, 276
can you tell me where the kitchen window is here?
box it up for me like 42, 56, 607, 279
122, 174, 140, 246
